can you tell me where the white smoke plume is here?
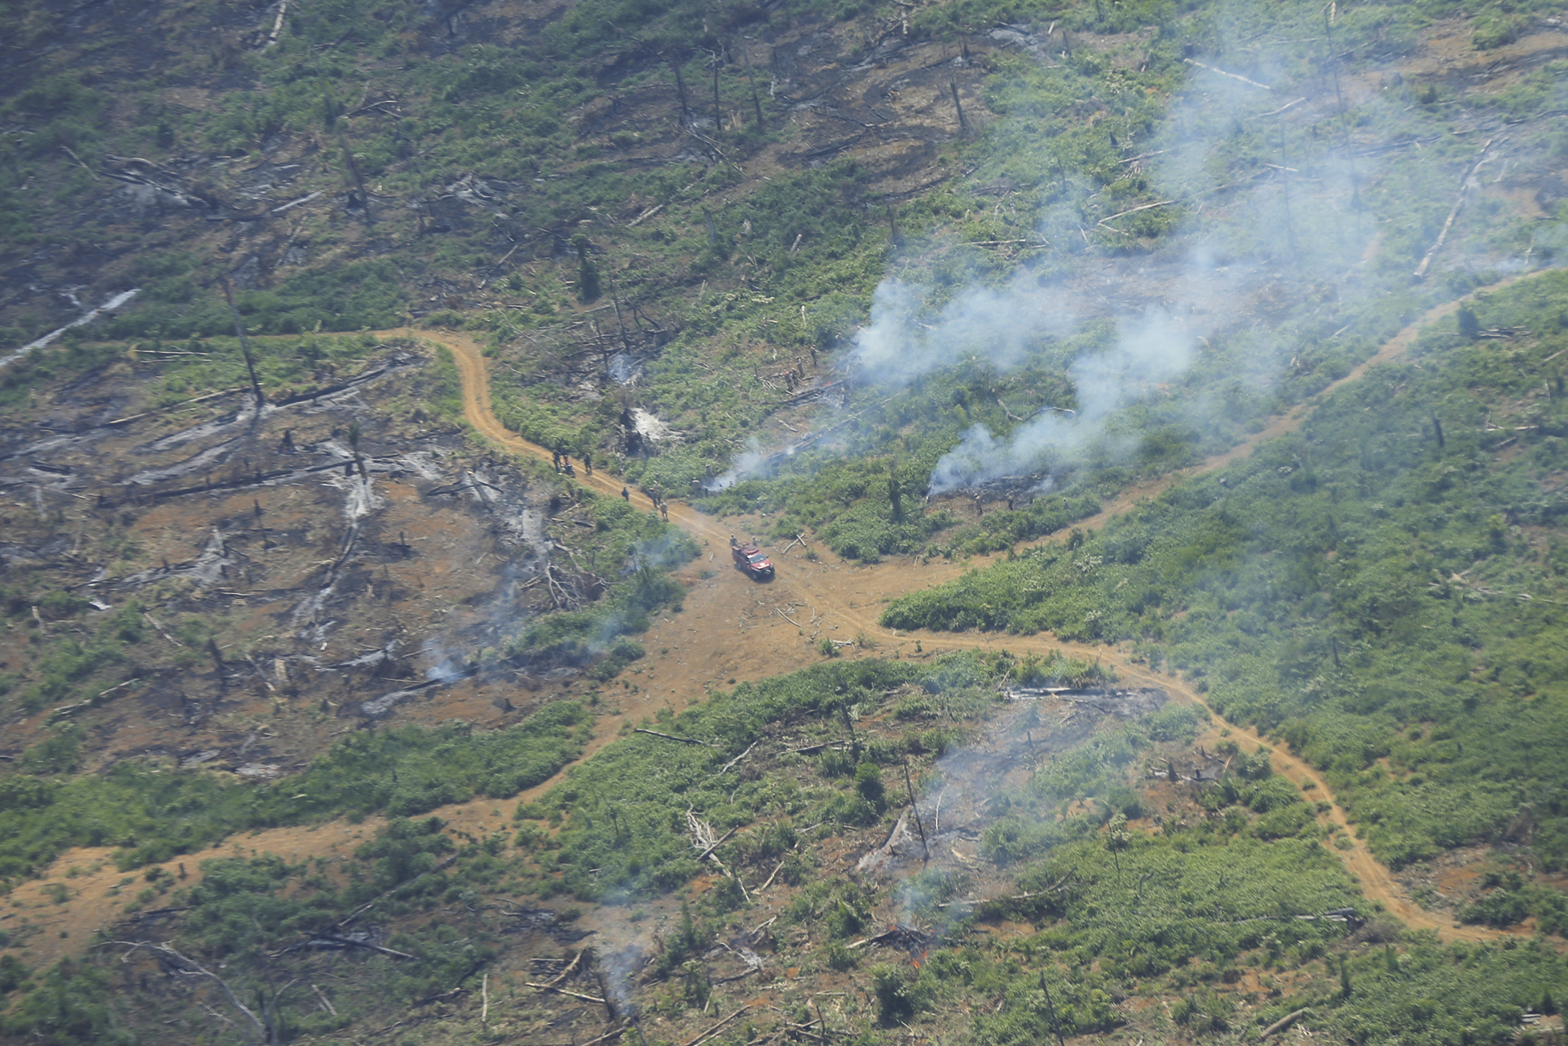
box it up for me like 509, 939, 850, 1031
700, 0, 1564, 497
928, 306, 1198, 491
850, 273, 1077, 386
702, 436, 771, 491
838, 5, 1473, 492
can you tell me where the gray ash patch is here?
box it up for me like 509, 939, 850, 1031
1004, 686, 1168, 718
508, 907, 591, 943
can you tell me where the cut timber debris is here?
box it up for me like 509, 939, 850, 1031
1183, 58, 1272, 91
1414, 138, 1497, 280
526, 982, 607, 1004
635, 728, 714, 746
1258, 1008, 1310, 1038
845, 925, 931, 954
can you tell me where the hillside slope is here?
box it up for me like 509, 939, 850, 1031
3, 0, 1568, 1042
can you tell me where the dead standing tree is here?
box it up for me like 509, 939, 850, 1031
708, 49, 724, 135
669, 50, 692, 125
337, 130, 375, 226
738, 38, 765, 130
220, 277, 266, 411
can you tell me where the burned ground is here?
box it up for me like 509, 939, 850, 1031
3, 2, 1568, 1044
0, 342, 600, 775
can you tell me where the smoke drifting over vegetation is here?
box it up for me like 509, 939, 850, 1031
827, 1, 1555, 496
849, 275, 1077, 387
927, 305, 1198, 490
5, 0, 1568, 1041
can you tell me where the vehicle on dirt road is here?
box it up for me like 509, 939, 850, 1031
730, 537, 775, 580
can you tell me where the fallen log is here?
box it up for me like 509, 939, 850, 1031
717, 740, 759, 774
1183, 58, 1272, 91
302, 933, 417, 960
1097, 200, 1175, 228
694, 826, 739, 863
681, 1005, 751, 1046
106, 387, 249, 426
525, 982, 607, 1004
334, 855, 458, 928
1258, 1008, 1310, 1039
1414, 138, 1495, 280
634, 728, 714, 746
270, 190, 322, 214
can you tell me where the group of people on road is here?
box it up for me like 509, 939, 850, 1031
615, 481, 668, 520
553, 441, 674, 522
551, 447, 592, 479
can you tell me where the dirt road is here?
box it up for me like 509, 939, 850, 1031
7, 287, 1527, 966
399, 279, 1546, 943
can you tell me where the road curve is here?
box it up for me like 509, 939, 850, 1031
7, 282, 1539, 969
397, 292, 1551, 943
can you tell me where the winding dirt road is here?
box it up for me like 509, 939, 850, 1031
8, 290, 1523, 966
397, 278, 1545, 944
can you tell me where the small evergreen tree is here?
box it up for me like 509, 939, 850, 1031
855, 763, 885, 809
1457, 304, 1480, 340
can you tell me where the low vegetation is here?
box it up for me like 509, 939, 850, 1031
4, 0, 1568, 1042
885, 271, 1568, 885
0, 702, 589, 883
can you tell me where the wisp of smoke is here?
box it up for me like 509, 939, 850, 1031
702, 436, 779, 491
421, 636, 470, 684
597, 944, 644, 1023
631, 531, 694, 571
928, 307, 1197, 491
850, 273, 1077, 387
607, 352, 643, 386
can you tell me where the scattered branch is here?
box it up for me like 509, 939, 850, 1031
1096, 200, 1175, 227
1183, 58, 1272, 91
526, 982, 607, 1004
681, 1005, 751, 1046
143, 612, 188, 645
107, 942, 264, 1033
718, 740, 759, 774
635, 728, 714, 746
60, 145, 102, 180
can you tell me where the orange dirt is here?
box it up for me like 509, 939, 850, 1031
11, 274, 1551, 970
399, 270, 1550, 946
